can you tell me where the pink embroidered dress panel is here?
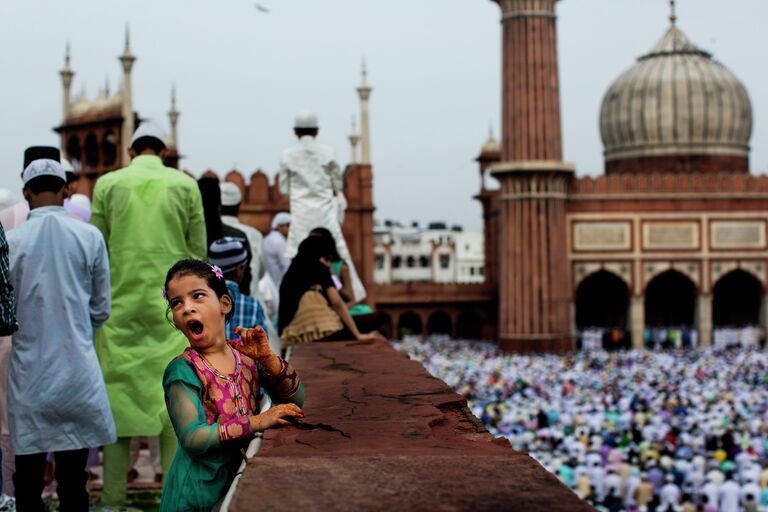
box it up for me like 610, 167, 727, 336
180, 347, 259, 442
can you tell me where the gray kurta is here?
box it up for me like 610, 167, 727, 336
7, 206, 116, 454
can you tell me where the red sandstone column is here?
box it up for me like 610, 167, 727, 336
491, 0, 574, 352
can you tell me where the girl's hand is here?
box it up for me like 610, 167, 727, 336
231, 326, 272, 363
250, 403, 304, 431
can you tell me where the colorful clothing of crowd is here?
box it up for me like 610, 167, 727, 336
394, 337, 768, 512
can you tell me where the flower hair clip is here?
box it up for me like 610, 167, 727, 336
209, 263, 224, 280
161, 287, 167, 299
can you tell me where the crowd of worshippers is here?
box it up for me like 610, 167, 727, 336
394, 337, 768, 512
0, 113, 383, 511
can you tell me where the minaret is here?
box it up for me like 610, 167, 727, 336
60, 43, 74, 121
168, 84, 180, 149
669, 0, 677, 26
489, 0, 575, 352
119, 25, 137, 165
356, 59, 372, 164
348, 115, 360, 164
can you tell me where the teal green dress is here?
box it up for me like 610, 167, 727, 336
160, 350, 304, 511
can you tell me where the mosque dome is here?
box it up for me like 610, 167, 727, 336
481, 136, 501, 156
69, 91, 91, 118
599, 23, 752, 174
477, 126, 501, 161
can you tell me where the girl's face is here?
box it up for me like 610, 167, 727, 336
166, 274, 232, 350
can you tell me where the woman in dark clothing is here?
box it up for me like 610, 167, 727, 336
278, 236, 382, 343
197, 176, 253, 294
196, 177, 224, 248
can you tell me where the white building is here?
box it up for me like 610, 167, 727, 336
373, 223, 485, 284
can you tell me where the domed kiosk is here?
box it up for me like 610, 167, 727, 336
600, 15, 752, 174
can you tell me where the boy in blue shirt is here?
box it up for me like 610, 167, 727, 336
209, 237, 278, 353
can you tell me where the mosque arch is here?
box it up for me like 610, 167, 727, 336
84, 132, 99, 168
575, 270, 630, 330
456, 310, 482, 339
66, 136, 82, 170
101, 130, 117, 167
713, 269, 763, 327
644, 270, 696, 327
426, 311, 452, 336
397, 311, 423, 338
378, 313, 393, 339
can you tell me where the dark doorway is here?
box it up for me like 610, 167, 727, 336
645, 270, 696, 327
84, 133, 99, 168
575, 270, 630, 329
102, 130, 118, 167
378, 313, 393, 339
456, 310, 482, 339
398, 312, 422, 338
66, 136, 82, 171
427, 311, 452, 336
713, 270, 762, 327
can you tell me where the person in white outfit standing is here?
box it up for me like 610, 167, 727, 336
279, 112, 366, 302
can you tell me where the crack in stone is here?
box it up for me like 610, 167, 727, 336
316, 352, 338, 366
341, 386, 366, 405
295, 439, 318, 449
292, 421, 352, 439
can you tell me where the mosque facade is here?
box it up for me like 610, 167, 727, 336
478, 0, 766, 352
52, 4, 766, 351
55, 29, 180, 198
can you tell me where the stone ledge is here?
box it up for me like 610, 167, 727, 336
230, 340, 590, 511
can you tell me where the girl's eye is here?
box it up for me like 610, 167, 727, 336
170, 299, 182, 308
194, 292, 205, 300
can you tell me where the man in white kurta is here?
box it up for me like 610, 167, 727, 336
279, 112, 366, 301
7, 159, 115, 510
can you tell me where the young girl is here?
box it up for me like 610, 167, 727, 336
160, 259, 305, 511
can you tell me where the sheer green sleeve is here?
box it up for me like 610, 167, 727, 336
163, 358, 223, 456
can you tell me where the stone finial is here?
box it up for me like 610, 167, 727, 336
349, 115, 360, 164
669, 0, 677, 26
168, 84, 180, 148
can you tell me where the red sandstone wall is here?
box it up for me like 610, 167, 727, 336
568, 172, 768, 213
605, 154, 748, 175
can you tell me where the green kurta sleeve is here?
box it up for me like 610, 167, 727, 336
186, 185, 207, 260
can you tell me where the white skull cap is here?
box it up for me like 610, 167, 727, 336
220, 182, 242, 206
130, 120, 167, 149
294, 112, 319, 129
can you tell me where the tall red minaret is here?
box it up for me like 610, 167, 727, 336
490, 0, 574, 352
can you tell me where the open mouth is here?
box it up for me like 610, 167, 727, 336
187, 320, 205, 338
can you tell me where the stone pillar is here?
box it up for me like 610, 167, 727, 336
490, 0, 573, 352
761, 295, 768, 344
357, 61, 372, 165
119, 26, 136, 167
168, 85, 180, 149
60, 44, 74, 124
630, 295, 644, 349
696, 294, 713, 347
495, 0, 563, 162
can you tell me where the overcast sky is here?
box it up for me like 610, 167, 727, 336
1, 1, 765, 231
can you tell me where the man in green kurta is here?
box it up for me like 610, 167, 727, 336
91, 122, 206, 505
